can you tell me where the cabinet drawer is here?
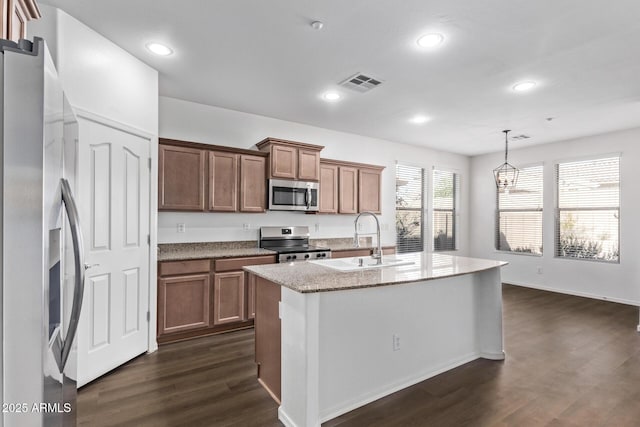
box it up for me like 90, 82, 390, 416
215, 255, 276, 272
159, 259, 211, 276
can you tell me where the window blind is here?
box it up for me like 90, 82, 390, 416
396, 164, 425, 253
496, 165, 543, 254
556, 156, 619, 262
433, 169, 458, 251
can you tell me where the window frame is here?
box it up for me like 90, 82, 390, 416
432, 167, 460, 252
495, 162, 544, 257
395, 162, 428, 254
553, 153, 621, 264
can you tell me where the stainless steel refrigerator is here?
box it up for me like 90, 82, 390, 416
1, 37, 84, 427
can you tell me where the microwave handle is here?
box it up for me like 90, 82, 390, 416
305, 187, 312, 210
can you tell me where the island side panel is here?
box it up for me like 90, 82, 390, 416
315, 274, 488, 423
473, 267, 505, 360
254, 276, 282, 403
279, 287, 322, 427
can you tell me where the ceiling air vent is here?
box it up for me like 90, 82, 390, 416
339, 73, 384, 93
511, 134, 531, 141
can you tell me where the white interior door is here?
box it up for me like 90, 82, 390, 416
77, 119, 151, 386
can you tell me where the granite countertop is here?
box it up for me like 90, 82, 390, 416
244, 253, 507, 293
158, 242, 275, 261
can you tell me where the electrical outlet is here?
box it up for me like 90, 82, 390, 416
392, 334, 401, 351
177, 223, 186, 233
243, 223, 250, 231
536, 266, 543, 274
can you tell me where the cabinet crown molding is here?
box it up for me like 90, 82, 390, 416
320, 158, 385, 171
256, 137, 324, 152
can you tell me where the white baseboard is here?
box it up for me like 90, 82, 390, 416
278, 407, 301, 427
503, 281, 640, 307
480, 350, 505, 360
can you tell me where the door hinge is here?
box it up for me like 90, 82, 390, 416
148, 158, 152, 169
146, 311, 150, 322
147, 234, 151, 245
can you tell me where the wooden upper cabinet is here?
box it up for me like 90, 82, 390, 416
2, 0, 40, 42
239, 154, 266, 212
298, 149, 321, 181
256, 138, 324, 181
209, 151, 238, 212
319, 162, 338, 213
339, 166, 359, 214
358, 167, 383, 214
159, 144, 206, 211
271, 144, 297, 179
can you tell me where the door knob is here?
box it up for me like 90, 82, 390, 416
84, 263, 99, 270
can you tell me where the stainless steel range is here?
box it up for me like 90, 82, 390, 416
260, 226, 331, 262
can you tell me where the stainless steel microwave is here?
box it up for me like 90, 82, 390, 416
268, 179, 319, 211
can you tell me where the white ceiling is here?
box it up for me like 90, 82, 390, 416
42, 0, 640, 155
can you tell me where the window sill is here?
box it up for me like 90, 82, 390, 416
494, 250, 542, 258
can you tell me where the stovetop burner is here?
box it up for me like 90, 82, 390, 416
259, 226, 331, 262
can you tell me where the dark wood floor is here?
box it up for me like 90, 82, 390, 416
78, 285, 640, 427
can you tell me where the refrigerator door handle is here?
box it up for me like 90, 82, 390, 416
54, 178, 86, 372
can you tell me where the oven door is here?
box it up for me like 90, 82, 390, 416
269, 179, 319, 211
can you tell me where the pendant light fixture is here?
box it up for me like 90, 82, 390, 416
493, 130, 519, 190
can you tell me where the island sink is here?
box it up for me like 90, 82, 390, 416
310, 255, 414, 271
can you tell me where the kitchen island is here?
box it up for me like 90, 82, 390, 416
245, 252, 507, 427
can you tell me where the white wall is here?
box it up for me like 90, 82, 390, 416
470, 127, 640, 305
159, 96, 470, 252
29, 5, 158, 134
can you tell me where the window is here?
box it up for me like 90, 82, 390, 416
496, 165, 543, 254
396, 164, 425, 253
433, 169, 458, 251
556, 156, 620, 262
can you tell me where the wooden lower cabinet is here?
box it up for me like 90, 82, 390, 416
158, 274, 210, 335
247, 273, 256, 320
157, 254, 276, 343
213, 271, 246, 325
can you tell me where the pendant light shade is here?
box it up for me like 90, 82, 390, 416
493, 130, 519, 190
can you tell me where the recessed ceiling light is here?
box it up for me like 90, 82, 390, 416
409, 115, 430, 124
322, 92, 341, 102
512, 81, 537, 92
416, 33, 444, 48
146, 42, 173, 56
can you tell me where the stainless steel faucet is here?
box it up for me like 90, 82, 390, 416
354, 211, 382, 265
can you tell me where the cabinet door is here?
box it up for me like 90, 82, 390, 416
159, 144, 206, 211
239, 154, 266, 212
209, 151, 238, 211
319, 163, 338, 213
359, 168, 382, 214
339, 166, 359, 214
298, 149, 320, 181
213, 271, 246, 325
5, 0, 27, 41
158, 274, 210, 336
247, 273, 256, 320
271, 145, 297, 179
